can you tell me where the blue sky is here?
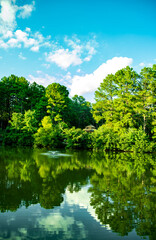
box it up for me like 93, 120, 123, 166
0, 0, 156, 102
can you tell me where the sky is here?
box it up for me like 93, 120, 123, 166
0, 0, 156, 102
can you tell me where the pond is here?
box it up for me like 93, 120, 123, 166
0, 147, 156, 240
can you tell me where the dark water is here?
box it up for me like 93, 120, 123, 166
0, 147, 156, 240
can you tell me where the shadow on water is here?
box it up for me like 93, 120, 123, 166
0, 147, 156, 239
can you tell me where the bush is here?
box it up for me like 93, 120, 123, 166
92, 125, 119, 151
3, 128, 34, 146
64, 127, 92, 149
34, 116, 66, 148
118, 127, 155, 152
91, 125, 155, 153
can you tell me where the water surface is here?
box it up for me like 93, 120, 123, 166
0, 147, 155, 240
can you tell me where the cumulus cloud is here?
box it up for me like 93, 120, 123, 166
0, 0, 35, 35
0, 1, 47, 52
46, 48, 82, 69
30, 45, 39, 52
0, 28, 50, 51
7, 37, 21, 48
0, 0, 17, 35
18, 1, 35, 19
69, 57, 133, 96
46, 36, 97, 70
28, 72, 56, 87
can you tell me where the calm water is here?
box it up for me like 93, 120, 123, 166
0, 147, 156, 240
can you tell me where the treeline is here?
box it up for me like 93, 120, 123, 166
0, 65, 156, 152
0, 75, 94, 147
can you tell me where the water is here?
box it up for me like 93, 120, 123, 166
0, 147, 155, 240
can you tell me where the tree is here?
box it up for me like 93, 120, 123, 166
92, 67, 140, 130
114, 66, 140, 129
137, 65, 156, 136
69, 95, 95, 128
93, 74, 118, 125
28, 82, 45, 110
0, 75, 29, 127
46, 83, 70, 123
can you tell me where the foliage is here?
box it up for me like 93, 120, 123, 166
3, 110, 37, 146
92, 125, 119, 151
46, 83, 70, 123
118, 128, 155, 152
68, 95, 95, 128
91, 125, 155, 153
1, 65, 156, 152
34, 116, 67, 148
64, 127, 92, 149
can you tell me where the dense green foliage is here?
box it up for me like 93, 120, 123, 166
92, 65, 156, 152
0, 64, 156, 152
0, 75, 94, 147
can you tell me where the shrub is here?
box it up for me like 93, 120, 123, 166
118, 127, 155, 152
92, 125, 119, 151
34, 116, 66, 148
64, 127, 92, 149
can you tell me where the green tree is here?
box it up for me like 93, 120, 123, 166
137, 65, 156, 136
0, 75, 30, 128
46, 83, 70, 123
28, 82, 45, 110
93, 66, 140, 130
69, 95, 95, 128
93, 74, 118, 125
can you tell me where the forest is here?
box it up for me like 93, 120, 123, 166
0, 64, 156, 152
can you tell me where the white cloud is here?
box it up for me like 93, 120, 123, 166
28, 72, 56, 87
18, 1, 35, 19
0, 0, 35, 36
84, 56, 92, 62
139, 62, 154, 68
25, 27, 31, 32
0, 1, 47, 53
139, 62, 145, 67
15, 29, 28, 41
45, 36, 97, 70
0, 29, 50, 51
7, 37, 21, 48
18, 52, 26, 60
69, 57, 133, 96
3, 30, 13, 39
31, 45, 39, 52
0, 0, 16, 24
46, 48, 82, 70
0, 0, 17, 35
0, 39, 9, 48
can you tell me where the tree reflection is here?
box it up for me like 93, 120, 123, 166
0, 148, 155, 239
88, 151, 156, 239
